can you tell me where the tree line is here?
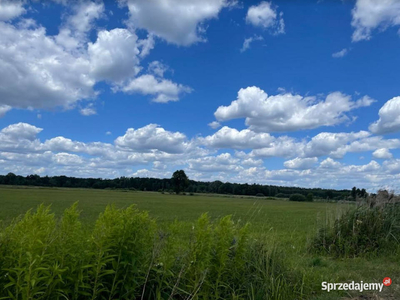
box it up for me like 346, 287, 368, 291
0, 172, 360, 200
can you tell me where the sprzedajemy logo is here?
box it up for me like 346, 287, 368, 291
322, 278, 392, 293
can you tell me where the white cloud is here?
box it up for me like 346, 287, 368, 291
1, 122, 400, 191
332, 48, 348, 58
122, 74, 192, 103
369, 96, 400, 134
352, 0, 400, 42
115, 124, 190, 153
303, 131, 371, 158
284, 157, 318, 170
208, 121, 221, 129
214, 87, 375, 132
0, 0, 25, 21
246, 1, 285, 34
319, 157, 342, 169
105, 131, 112, 135
0, 105, 11, 117
88, 28, 142, 83
240, 35, 263, 52
147, 61, 170, 77
0, 22, 95, 110
373, 148, 393, 159
0, 4, 189, 114
200, 126, 274, 149
120, 0, 235, 46
80, 104, 96, 116
188, 153, 242, 172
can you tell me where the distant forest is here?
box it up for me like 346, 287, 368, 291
0, 172, 363, 200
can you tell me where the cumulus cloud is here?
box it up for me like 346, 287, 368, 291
120, 0, 235, 46
214, 86, 375, 133
122, 74, 192, 103
1, 122, 400, 190
188, 153, 242, 172
246, 1, 285, 34
332, 48, 348, 58
0, 21, 95, 110
240, 35, 263, 52
373, 148, 393, 159
0, 3, 191, 114
115, 124, 190, 153
88, 28, 142, 82
200, 126, 274, 149
319, 157, 342, 169
352, 0, 400, 42
284, 157, 318, 170
0, 0, 25, 21
369, 96, 400, 134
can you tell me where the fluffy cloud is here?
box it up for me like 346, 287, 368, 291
373, 148, 393, 159
352, 0, 400, 42
122, 75, 192, 103
208, 121, 221, 129
115, 124, 190, 153
284, 157, 318, 170
88, 28, 142, 82
214, 87, 375, 133
188, 153, 242, 172
0, 21, 95, 110
200, 126, 274, 149
1, 122, 400, 190
0, 0, 25, 21
369, 96, 400, 134
0, 2, 191, 114
121, 0, 235, 46
246, 1, 285, 34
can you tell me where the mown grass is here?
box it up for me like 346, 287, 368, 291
0, 186, 399, 299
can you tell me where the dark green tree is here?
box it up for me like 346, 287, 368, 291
351, 187, 357, 200
171, 170, 189, 194
306, 193, 314, 202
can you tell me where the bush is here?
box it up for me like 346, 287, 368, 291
289, 194, 307, 202
255, 193, 264, 197
0, 204, 307, 300
309, 202, 400, 257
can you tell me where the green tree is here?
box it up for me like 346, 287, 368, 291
306, 193, 314, 202
171, 170, 189, 194
351, 187, 357, 200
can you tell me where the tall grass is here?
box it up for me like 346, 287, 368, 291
309, 191, 400, 258
0, 203, 306, 299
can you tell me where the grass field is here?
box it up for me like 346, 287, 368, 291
0, 185, 398, 299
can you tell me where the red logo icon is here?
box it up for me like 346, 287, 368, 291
383, 277, 392, 287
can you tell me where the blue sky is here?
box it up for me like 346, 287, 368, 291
0, 0, 400, 191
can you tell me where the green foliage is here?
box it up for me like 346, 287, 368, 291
0, 204, 306, 300
310, 203, 400, 257
0, 172, 353, 199
306, 193, 313, 202
171, 170, 189, 194
289, 194, 307, 202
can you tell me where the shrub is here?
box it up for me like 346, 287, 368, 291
0, 204, 307, 300
289, 194, 307, 202
309, 200, 400, 257
255, 193, 264, 197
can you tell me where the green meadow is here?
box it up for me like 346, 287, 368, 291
0, 185, 398, 299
